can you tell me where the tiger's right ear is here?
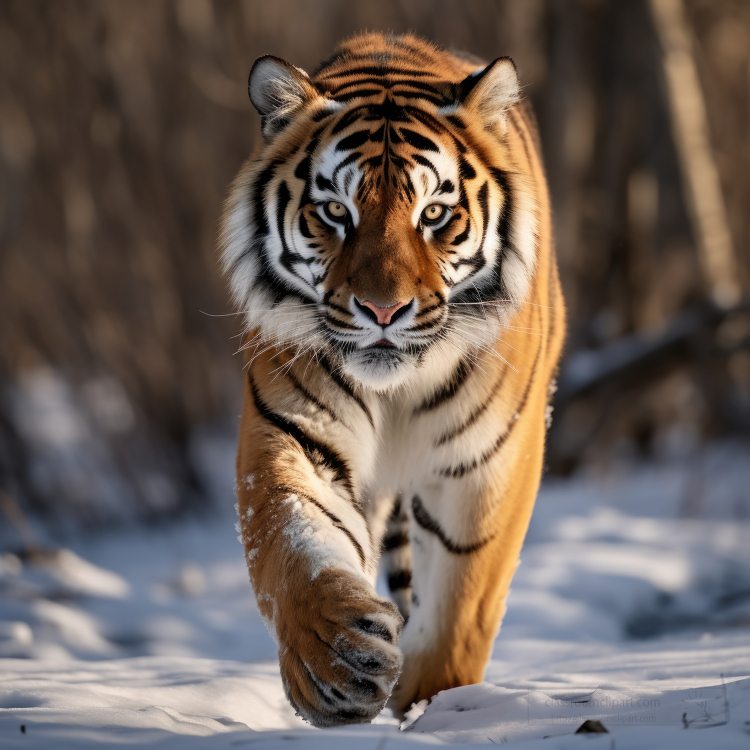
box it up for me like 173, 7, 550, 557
454, 57, 520, 132
248, 55, 320, 138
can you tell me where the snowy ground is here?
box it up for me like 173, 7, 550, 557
2, 440, 750, 747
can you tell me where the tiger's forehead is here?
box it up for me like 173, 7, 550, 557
308, 95, 468, 209
312, 32, 470, 102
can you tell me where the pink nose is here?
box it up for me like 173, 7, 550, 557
361, 300, 406, 326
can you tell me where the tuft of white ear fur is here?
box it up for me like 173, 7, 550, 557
460, 57, 520, 131
248, 55, 316, 137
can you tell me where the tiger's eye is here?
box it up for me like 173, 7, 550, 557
326, 202, 347, 218
422, 204, 445, 223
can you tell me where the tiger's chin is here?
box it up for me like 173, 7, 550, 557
342, 346, 419, 392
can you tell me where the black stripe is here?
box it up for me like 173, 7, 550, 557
393, 91, 449, 107
249, 373, 356, 500
411, 495, 492, 555
435, 367, 509, 446
451, 218, 471, 246
307, 495, 366, 568
383, 532, 410, 551
332, 151, 361, 186
298, 214, 313, 239
414, 356, 473, 415
318, 354, 374, 428
490, 167, 514, 298
438, 344, 542, 478
450, 181, 489, 275
252, 159, 282, 237
459, 157, 476, 181
327, 301, 351, 317
317, 65, 442, 80
387, 570, 412, 591
400, 128, 439, 153
336, 129, 371, 152
412, 154, 441, 185
330, 78, 443, 96
276, 485, 366, 569
325, 314, 360, 331
284, 368, 341, 424
406, 107, 446, 134
333, 89, 383, 102
330, 105, 370, 135
276, 181, 313, 285
415, 302, 442, 319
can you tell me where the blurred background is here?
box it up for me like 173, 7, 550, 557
1, 0, 749, 534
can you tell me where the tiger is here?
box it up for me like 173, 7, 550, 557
220, 32, 565, 727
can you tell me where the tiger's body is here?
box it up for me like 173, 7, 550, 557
221, 33, 565, 727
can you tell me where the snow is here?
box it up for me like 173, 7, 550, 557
2, 441, 750, 747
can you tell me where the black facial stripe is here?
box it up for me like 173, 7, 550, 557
252, 159, 282, 238
332, 151, 362, 187
325, 314, 360, 331
450, 181, 489, 280
458, 157, 476, 180
333, 89, 382, 102
298, 214, 313, 238
431, 211, 461, 239
336, 129, 371, 152
490, 167, 514, 297
330, 104, 372, 134
326, 300, 351, 317
412, 154, 441, 186
410, 319, 442, 332
309, 211, 331, 232
400, 128, 439, 152
277, 181, 315, 286
316, 174, 334, 192
294, 155, 311, 182
411, 495, 492, 555
414, 302, 442, 319
451, 218, 471, 245
438, 179, 455, 194
329, 78, 443, 96
317, 65, 443, 80
393, 91, 449, 106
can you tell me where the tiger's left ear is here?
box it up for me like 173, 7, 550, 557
455, 57, 520, 131
248, 55, 321, 138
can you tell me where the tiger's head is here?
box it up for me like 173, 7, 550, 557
222, 33, 539, 390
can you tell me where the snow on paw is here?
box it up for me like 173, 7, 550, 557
276, 568, 404, 727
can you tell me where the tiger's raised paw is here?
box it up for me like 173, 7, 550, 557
276, 568, 404, 727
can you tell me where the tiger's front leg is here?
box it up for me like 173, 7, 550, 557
236, 358, 403, 727
390, 419, 547, 714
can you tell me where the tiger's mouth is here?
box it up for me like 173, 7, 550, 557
370, 339, 396, 348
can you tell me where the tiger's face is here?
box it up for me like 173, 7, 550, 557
223, 38, 537, 390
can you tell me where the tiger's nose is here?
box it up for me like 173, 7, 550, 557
357, 298, 412, 326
